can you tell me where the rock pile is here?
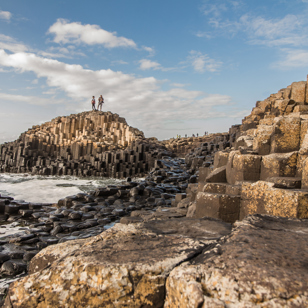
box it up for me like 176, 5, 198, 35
184, 76, 308, 223
0, 111, 171, 178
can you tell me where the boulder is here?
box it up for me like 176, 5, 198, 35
165, 215, 308, 307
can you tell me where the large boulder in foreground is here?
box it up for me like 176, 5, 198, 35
4, 218, 231, 308
165, 215, 308, 307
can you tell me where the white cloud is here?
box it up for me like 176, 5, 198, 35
111, 60, 128, 65
171, 83, 189, 88
31, 79, 38, 84
272, 49, 308, 69
139, 59, 161, 70
0, 49, 236, 137
142, 46, 155, 56
0, 92, 65, 106
0, 10, 11, 21
240, 14, 308, 47
47, 18, 137, 48
0, 34, 28, 53
188, 51, 222, 73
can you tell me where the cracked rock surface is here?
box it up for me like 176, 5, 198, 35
4, 214, 308, 307
165, 214, 308, 307
4, 217, 231, 308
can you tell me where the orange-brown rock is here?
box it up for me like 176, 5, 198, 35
260, 152, 298, 180
226, 151, 261, 185
270, 116, 301, 153
291, 81, 307, 103
165, 215, 308, 307
240, 181, 308, 219
4, 218, 232, 308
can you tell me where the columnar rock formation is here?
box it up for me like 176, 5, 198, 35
3, 77, 308, 308
185, 75, 308, 223
162, 133, 231, 157
0, 111, 170, 178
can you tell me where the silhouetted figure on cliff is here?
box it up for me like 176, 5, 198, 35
98, 95, 104, 111
91, 96, 96, 110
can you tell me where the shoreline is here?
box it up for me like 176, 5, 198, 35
0, 156, 190, 304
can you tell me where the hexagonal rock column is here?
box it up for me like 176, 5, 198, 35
260, 151, 298, 180
226, 151, 262, 185
4, 218, 232, 308
270, 116, 301, 153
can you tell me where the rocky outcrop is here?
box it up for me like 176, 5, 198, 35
0, 111, 171, 178
4, 217, 232, 307
4, 215, 308, 307
162, 133, 230, 157
165, 215, 308, 307
185, 76, 308, 223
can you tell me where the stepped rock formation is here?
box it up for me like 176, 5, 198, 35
0, 111, 169, 178
185, 75, 308, 223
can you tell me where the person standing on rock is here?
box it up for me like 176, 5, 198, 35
98, 95, 104, 111
91, 96, 96, 111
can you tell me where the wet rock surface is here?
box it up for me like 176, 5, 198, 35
0, 156, 192, 304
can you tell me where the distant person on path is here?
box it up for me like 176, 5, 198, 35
98, 95, 104, 111
91, 96, 96, 111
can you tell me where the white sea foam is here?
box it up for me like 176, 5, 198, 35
0, 173, 122, 203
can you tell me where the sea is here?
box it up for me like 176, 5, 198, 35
0, 173, 123, 204
0, 173, 128, 290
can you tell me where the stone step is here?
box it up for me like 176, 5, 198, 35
240, 181, 308, 220
202, 183, 242, 196
194, 192, 241, 223
266, 176, 301, 189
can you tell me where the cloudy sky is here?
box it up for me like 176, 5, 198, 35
0, 0, 308, 142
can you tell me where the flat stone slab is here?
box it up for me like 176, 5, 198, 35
4, 218, 231, 308
165, 214, 308, 307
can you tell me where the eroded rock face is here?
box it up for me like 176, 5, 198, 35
4, 218, 231, 308
165, 215, 308, 307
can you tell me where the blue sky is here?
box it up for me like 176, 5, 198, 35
0, 0, 308, 142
